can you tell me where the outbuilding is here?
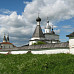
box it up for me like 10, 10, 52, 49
66, 32, 74, 49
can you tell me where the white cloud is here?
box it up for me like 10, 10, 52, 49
54, 29, 60, 34
23, 0, 74, 22
0, 9, 14, 14
62, 25, 72, 28
0, 0, 74, 46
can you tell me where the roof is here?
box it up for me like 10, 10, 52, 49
1, 42, 13, 44
51, 28, 55, 34
36, 16, 41, 22
51, 30, 55, 34
66, 32, 74, 37
0, 42, 16, 47
32, 25, 45, 38
44, 33, 59, 36
7, 35, 9, 42
3, 35, 7, 41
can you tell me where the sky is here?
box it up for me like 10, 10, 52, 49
0, 0, 74, 47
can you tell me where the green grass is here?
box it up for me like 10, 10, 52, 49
0, 53, 74, 74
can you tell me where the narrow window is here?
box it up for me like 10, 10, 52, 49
9, 46, 10, 48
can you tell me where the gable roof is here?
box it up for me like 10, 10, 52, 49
66, 32, 74, 37
32, 25, 45, 38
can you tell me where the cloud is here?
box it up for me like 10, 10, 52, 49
23, 0, 74, 22
62, 25, 72, 28
0, 9, 14, 15
64, 29, 73, 33
54, 29, 60, 34
0, 0, 74, 46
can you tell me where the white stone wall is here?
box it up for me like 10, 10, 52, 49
0, 44, 14, 49
29, 37, 45, 45
45, 29, 51, 33
69, 37, 74, 49
31, 37, 44, 40
29, 41, 37, 45
0, 49, 73, 54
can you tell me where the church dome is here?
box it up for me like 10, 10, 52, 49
45, 25, 51, 29
36, 16, 41, 22
51, 28, 55, 34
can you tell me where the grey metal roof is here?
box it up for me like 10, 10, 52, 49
44, 33, 59, 36
7, 35, 9, 42
51, 28, 55, 34
66, 32, 74, 37
51, 30, 55, 34
32, 25, 45, 38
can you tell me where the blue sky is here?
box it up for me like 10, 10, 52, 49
0, 0, 31, 15
0, 0, 74, 46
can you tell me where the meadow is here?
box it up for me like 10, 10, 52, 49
0, 53, 74, 74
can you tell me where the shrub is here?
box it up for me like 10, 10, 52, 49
32, 41, 46, 45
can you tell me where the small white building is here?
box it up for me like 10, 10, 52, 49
66, 32, 74, 49
0, 34, 16, 49
44, 19, 59, 43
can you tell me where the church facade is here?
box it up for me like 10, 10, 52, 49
29, 16, 60, 45
0, 34, 16, 49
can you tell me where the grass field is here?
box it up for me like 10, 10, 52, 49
0, 53, 74, 74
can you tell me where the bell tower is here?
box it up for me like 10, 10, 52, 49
3, 33, 7, 42
45, 17, 51, 33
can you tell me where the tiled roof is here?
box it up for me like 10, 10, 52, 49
1, 42, 13, 44
66, 32, 74, 37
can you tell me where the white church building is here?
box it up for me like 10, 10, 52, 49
0, 34, 16, 49
29, 16, 60, 45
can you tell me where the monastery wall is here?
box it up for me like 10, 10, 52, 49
0, 42, 69, 51
19, 42, 69, 50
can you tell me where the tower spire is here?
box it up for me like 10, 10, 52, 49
45, 17, 51, 33
7, 34, 9, 42
47, 17, 49, 23
3, 33, 7, 42
51, 25, 55, 34
52, 25, 53, 31
38, 13, 39, 17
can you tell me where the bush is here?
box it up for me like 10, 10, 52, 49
32, 41, 46, 45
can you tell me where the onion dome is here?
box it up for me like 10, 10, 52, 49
51, 28, 55, 34
45, 20, 51, 29
36, 16, 41, 22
